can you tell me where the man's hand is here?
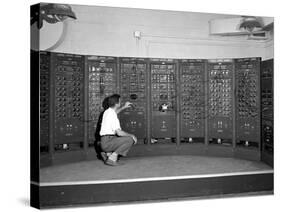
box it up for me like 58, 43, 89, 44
124, 101, 133, 109
131, 135, 137, 145
116, 102, 133, 114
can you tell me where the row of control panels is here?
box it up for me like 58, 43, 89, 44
40, 52, 264, 150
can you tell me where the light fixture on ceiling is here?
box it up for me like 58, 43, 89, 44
239, 16, 263, 34
31, 3, 77, 29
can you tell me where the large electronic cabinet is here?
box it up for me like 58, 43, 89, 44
150, 59, 177, 141
207, 59, 234, 145
39, 51, 267, 164
39, 52, 85, 154
52, 53, 85, 149
119, 58, 148, 141
235, 58, 261, 148
179, 59, 206, 143
86, 56, 117, 145
261, 59, 273, 167
39, 51, 50, 152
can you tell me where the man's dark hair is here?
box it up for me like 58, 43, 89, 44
107, 94, 121, 108
102, 96, 110, 110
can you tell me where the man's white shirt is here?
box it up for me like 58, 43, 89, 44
100, 107, 121, 136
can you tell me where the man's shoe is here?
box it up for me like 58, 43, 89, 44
105, 158, 121, 166
100, 152, 107, 161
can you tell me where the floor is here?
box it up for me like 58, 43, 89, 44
39, 155, 272, 184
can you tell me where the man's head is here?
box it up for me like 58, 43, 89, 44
107, 94, 121, 109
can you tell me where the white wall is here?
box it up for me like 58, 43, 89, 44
39, 4, 273, 60
263, 40, 274, 60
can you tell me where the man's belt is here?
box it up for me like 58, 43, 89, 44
101, 134, 116, 137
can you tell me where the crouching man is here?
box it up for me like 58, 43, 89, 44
100, 94, 137, 166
